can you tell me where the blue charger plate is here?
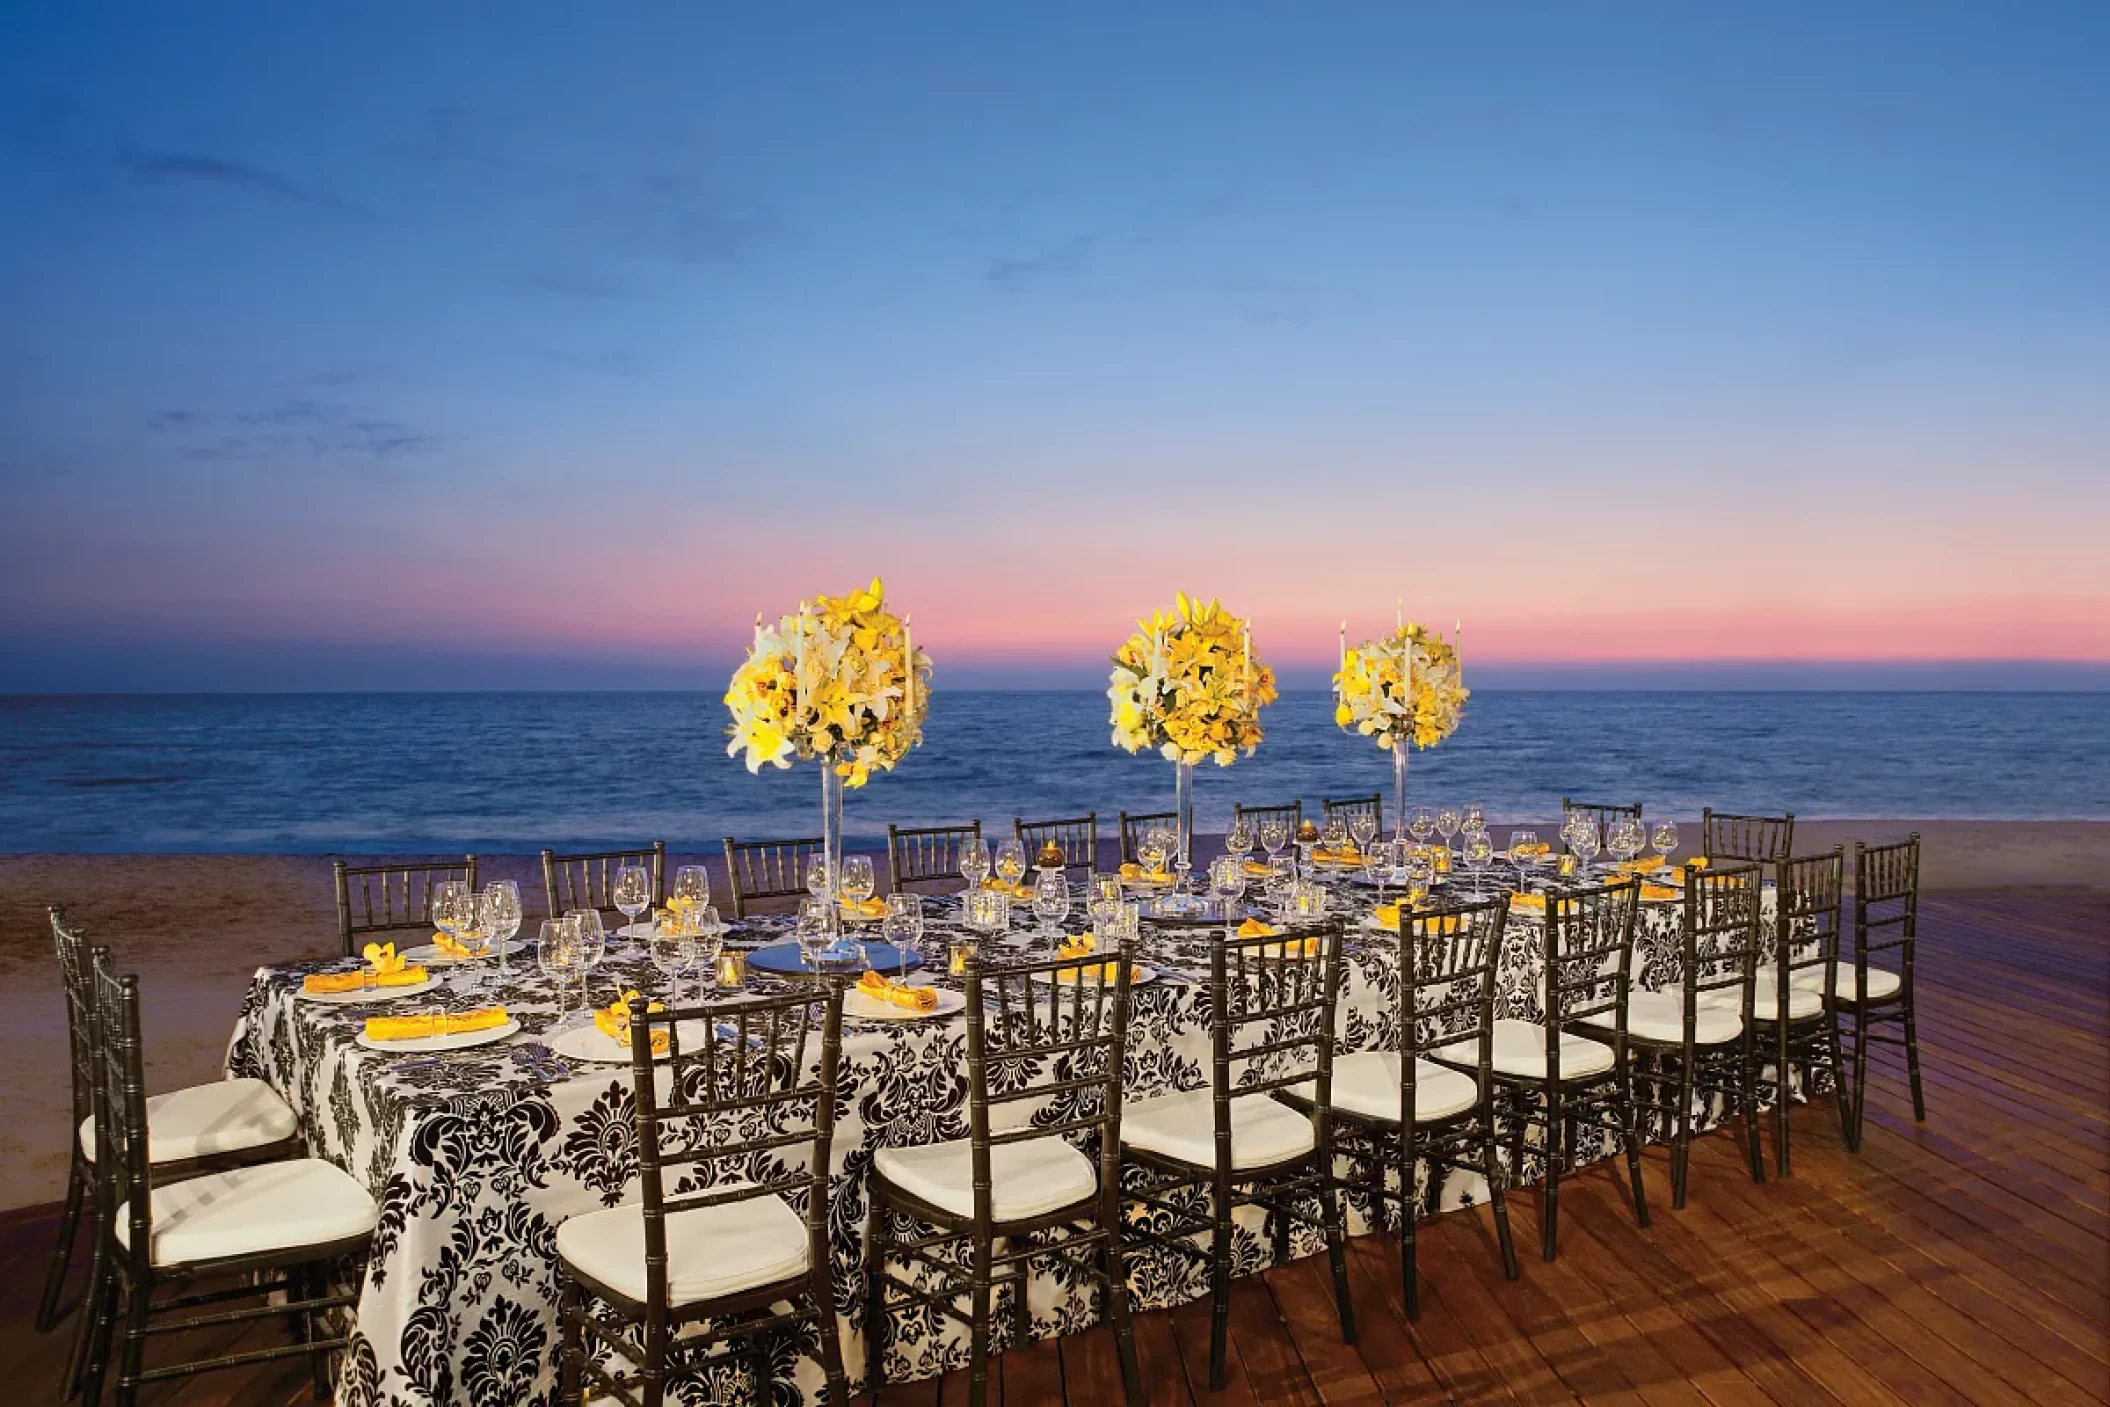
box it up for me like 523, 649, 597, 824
747, 940, 925, 977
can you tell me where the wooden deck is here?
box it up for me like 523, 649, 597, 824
4, 889, 2104, 1405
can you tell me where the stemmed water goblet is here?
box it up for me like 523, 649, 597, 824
795, 897, 834, 973
1348, 808, 1379, 863
672, 864, 710, 909
1136, 827, 1172, 882
1508, 830, 1542, 891
881, 894, 924, 982
648, 917, 698, 1008
840, 855, 876, 918
537, 918, 582, 1019
1435, 806, 1463, 856
1652, 818, 1681, 871
1409, 806, 1436, 844
1207, 856, 1246, 917
613, 861, 652, 936
804, 854, 834, 905
1224, 816, 1254, 866
430, 882, 475, 1010
1405, 845, 1435, 905
1462, 803, 1486, 836
1257, 818, 1289, 872
1463, 831, 1495, 899
1321, 814, 1350, 858
993, 840, 1027, 893
566, 909, 606, 1006
1567, 816, 1602, 879
1608, 815, 1645, 868
960, 837, 991, 893
1032, 868, 1071, 938
690, 905, 724, 991
1366, 838, 1394, 905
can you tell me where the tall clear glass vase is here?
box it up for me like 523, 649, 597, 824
1174, 757, 1195, 892
1392, 739, 1410, 843
819, 759, 845, 935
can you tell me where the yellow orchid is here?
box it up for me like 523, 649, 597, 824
1331, 622, 1466, 753
361, 941, 408, 976
1108, 595, 1275, 767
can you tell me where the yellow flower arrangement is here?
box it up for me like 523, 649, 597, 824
1333, 622, 1467, 752
1108, 593, 1277, 766
725, 577, 931, 788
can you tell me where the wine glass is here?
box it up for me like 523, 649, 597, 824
1088, 871, 1123, 911
567, 909, 606, 1006
537, 918, 581, 1019
1032, 868, 1071, 937
1652, 818, 1681, 870
994, 839, 1027, 890
1435, 806, 1462, 853
1365, 839, 1393, 904
1321, 814, 1349, 856
481, 880, 521, 986
1263, 854, 1295, 911
882, 894, 923, 982
1508, 830, 1542, 890
795, 897, 833, 972
1569, 818, 1601, 878
1409, 806, 1436, 843
1348, 808, 1378, 859
1608, 815, 1645, 867
690, 905, 724, 990
804, 854, 834, 902
960, 837, 991, 892
431, 879, 471, 947
1225, 815, 1254, 863
613, 862, 652, 933
1208, 856, 1245, 916
1462, 803, 1486, 836
1257, 817, 1289, 866
672, 864, 710, 908
840, 855, 876, 916
1405, 846, 1435, 905
648, 920, 697, 1008
1463, 831, 1495, 898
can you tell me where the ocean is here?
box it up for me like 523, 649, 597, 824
1, 691, 2105, 854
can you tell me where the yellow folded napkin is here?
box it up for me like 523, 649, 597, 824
858, 970, 939, 1012
1508, 891, 1546, 915
1312, 845, 1361, 864
1117, 863, 1169, 884
983, 878, 1036, 897
1243, 919, 1318, 958
1618, 857, 1667, 873
1373, 903, 1404, 932
309, 945, 430, 993
1057, 932, 1098, 960
1682, 857, 1709, 871
363, 1006, 509, 1042
840, 895, 888, 918
1244, 860, 1274, 876
1237, 918, 1278, 938
1054, 960, 1126, 984
430, 930, 481, 959
593, 990, 671, 1055
303, 970, 367, 995
1640, 882, 1682, 902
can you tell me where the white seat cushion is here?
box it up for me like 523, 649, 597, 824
1751, 973, 1826, 1022
1120, 1088, 1316, 1170
1287, 1052, 1480, 1125
1793, 965, 1902, 1002
115, 1159, 377, 1268
1622, 989, 1745, 1045
875, 1135, 1098, 1221
557, 1190, 810, 1307
1436, 1019, 1615, 1081
79, 1077, 296, 1165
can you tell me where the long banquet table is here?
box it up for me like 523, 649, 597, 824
227, 868, 1781, 1407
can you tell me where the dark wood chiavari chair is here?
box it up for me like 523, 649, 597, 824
1839, 835, 1925, 1150
333, 856, 477, 957
1120, 920, 1356, 1390
1700, 807, 1796, 862
1232, 799, 1304, 840
886, 820, 985, 892
1615, 862, 1767, 1209
1321, 793, 1383, 838
1560, 799, 1642, 853
721, 835, 824, 918
1116, 810, 1176, 866
540, 841, 666, 920
558, 986, 848, 1407
1287, 897, 1518, 1316
43, 909, 301, 1397
1755, 848, 1848, 1174
1013, 812, 1099, 875
78, 950, 375, 1407
1445, 880, 1649, 1260
865, 942, 1144, 1407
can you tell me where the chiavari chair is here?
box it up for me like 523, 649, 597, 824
1287, 897, 1518, 1315
43, 909, 300, 1397
1116, 810, 1176, 866
1013, 813, 1099, 875
1232, 799, 1304, 839
558, 986, 848, 1407
541, 841, 666, 920
1121, 920, 1356, 1389
1754, 848, 1849, 1174
1438, 880, 1649, 1260
1561, 799, 1642, 853
1700, 807, 1796, 862
1321, 793, 1383, 838
721, 835, 824, 918
866, 942, 1143, 1407
78, 950, 375, 1407
333, 856, 477, 957
1835, 836, 1925, 1150
1613, 862, 1767, 1209
886, 820, 984, 892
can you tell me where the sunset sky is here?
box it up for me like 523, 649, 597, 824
2, 3, 2106, 690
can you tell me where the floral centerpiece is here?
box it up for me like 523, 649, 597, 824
1108, 593, 1277, 904
1332, 620, 1466, 839
725, 577, 930, 935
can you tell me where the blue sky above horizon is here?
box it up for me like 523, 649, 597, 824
2, 2, 2106, 692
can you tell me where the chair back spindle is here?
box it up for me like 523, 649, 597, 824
333, 856, 478, 956
541, 842, 667, 920
886, 821, 984, 890
721, 836, 825, 918
1700, 808, 1796, 863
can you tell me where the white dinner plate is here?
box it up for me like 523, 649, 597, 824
843, 985, 966, 1022
400, 941, 517, 968
1030, 964, 1158, 988
544, 1017, 725, 1063
296, 976, 437, 1005
356, 1018, 521, 1054
615, 922, 730, 940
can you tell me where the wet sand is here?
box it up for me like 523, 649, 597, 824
3, 820, 2105, 1211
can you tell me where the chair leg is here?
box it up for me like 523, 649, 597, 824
1618, 1068, 1650, 1229
1207, 1174, 1233, 1391
1540, 1088, 1563, 1262
1400, 1156, 1420, 1319
64, 1195, 111, 1400
557, 1274, 583, 1404
1773, 1024, 1792, 1177
36, 1156, 86, 1334
305, 1263, 334, 1402
115, 1271, 150, 1407
1009, 1255, 1031, 1353
77, 1264, 121, 1407
1741, 1037, 1765, 1186
1481, 1117, 1520, 1280
1097, 1206, 1144, 1407
809, 1255, 849, 1407
1824, 1004, 1853, 1144
1848, 1004, 1871, 1151
1903, 1002, 1926, 1122
1320, 1164, 1357, 1344
968, 1238, 995, 1407
1670, 1054, 1695, 1210
742, 1334, 768, 1407
863, 1201, 889, 1399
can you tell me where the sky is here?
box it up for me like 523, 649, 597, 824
1, 2, 2106, 691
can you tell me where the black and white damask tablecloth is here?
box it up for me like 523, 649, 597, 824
225, 874, 1774, 1407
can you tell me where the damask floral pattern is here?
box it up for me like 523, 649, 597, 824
226, 874, 1780, 1406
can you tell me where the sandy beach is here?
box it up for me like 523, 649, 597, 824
3, 819, 2104, 1213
